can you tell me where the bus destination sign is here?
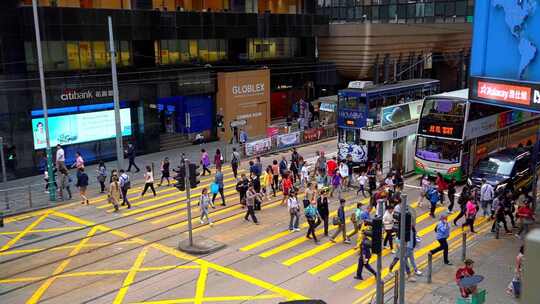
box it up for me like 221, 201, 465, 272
470, 76, 540, 112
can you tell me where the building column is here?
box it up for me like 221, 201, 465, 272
382, 140, 393, 175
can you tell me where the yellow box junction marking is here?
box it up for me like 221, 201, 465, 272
0, 211, 51, 252
2, 210, 306, 303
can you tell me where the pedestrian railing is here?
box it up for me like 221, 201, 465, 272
240, 124, 337, 158
0, 183, 56, 214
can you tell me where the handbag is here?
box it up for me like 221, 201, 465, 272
332, 216, 341, 226
210, 183, 219, 194
512, 277, 521, 297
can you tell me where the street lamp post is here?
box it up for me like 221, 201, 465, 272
108, 16, 124, 170
32, 0, 56, 201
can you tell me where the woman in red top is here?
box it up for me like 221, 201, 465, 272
281, 173, 293, 205
327, 157, 337, 177
456, 259, 477, 298
436, 173, 448, 205
516, 201, 535, 238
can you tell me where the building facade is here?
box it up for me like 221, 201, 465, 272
317, 0, 473, 91
0, 0, 332, 178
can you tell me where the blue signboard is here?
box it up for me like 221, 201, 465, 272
471, 0, 540, 82
337, 110, 366, 128
470, 0, 540, 111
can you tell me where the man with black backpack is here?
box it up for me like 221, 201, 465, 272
231, 148, 240, 179
119, 169, 131, 209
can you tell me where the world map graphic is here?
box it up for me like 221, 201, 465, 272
492, 0, 538, 80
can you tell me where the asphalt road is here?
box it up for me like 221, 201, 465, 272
0, 140, 498, 304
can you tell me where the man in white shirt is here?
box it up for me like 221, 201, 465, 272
479, 179, 494, 217
56, 144, 66, 171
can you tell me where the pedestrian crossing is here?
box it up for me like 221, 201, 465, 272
239, 192, 492, 296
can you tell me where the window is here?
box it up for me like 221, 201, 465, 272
248, 38, 298, 60
155, 39, 227, 64
415, 136, 460, 164
421, 98, 465, 123
25, 40, 131, 71
475, 157, 514, 177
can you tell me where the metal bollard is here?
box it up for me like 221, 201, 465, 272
151, 162, 155, 180
462, 231, 467, 261
495, 223, 500, 239
28, 185, 32, 208
0, 211, 4, 228
4, 191, 8, 210
393, 271, 399, 304
427, 253, 433, 283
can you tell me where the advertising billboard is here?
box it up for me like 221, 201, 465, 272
470, 0, 540, 111
380, 100, 422, 128
32, 108, 132, 150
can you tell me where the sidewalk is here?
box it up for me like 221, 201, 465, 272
404, 223, 525, 304
0, 137, 337, 215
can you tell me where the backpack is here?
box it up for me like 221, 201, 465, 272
121, 175, 131, 190
304, 205, 316, 220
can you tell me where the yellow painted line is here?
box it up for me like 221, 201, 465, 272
4, 203, 77, 224
43, 210, 305, 302
92, 165, 237, 206
118, 182, 237, 216
113, 246, 149, 304
139, 188, 239, 223
1, 211, 51, 252
130, 294, 283, 304
26, 226, 99, 304
0, 226, 84, 236
153, 242, 308, 301
258, 198, 368, 259
283, 240, 336, 266
353, 216, 490, 291
194, 265, 208, 304
99, 170, 239, 210
308, 248, 357, 275
0, 265, 200, 284
351, 221, 493, 304
185, 199, 284, 233
328, 205, 447, 282
0, 240, 140, 256
241, 194, 365, 253
158, 204, 244, 229
286, 202, 420, 268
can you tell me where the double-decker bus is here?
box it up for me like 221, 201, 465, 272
337, 79, 439, 165
414, 89, 540, 182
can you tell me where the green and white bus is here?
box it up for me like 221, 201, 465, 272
414, 89, 539, 182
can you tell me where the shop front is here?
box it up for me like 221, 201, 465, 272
216, 69, 271, 143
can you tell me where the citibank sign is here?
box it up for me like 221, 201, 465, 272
60, 89, 113, 102
232, 83, 264, 97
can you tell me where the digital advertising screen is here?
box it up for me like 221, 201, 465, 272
32, 108, 132, 150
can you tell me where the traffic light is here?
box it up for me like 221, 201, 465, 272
188, 163, 200, 188
363, 217, 383, 255
393, 211, 412, 242
174, 165, 186, 191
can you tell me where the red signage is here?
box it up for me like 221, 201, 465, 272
427, 125, 455, 136
303, 128, 323, 143
477, 81, 531, 106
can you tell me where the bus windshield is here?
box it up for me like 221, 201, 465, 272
415, 136, 460, 164
421, 98, 466, 122
475, 157, 514, 177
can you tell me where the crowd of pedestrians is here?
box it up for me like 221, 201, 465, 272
40, 140, 536, 299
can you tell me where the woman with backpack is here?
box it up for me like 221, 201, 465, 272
305, 199, 321, 243
76, 167, 89, 205
287, 191, 301, 231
